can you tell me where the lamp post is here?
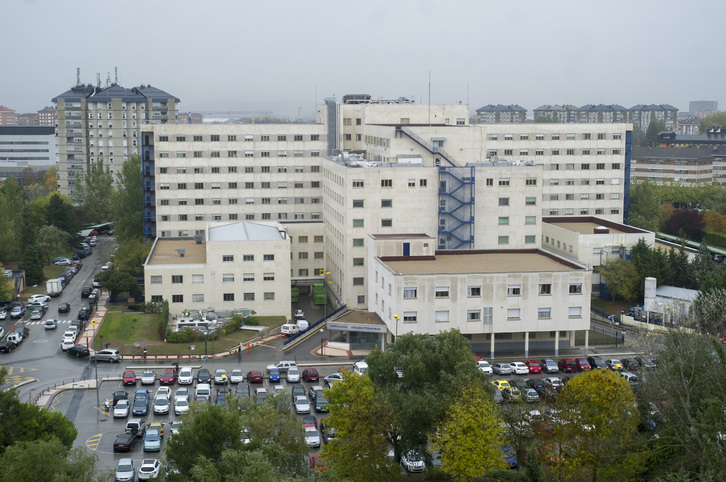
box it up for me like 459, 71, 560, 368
320, 271, 331, 355
393, 315, 400, 342
204, 327, 208, 365
95, 333, 102, 420
320, 328, 325, 359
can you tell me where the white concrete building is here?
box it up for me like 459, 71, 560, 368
144, 222, 291, 317
0, 126, 57, 178
368, 234, 592, 357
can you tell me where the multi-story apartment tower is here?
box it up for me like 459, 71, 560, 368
53, 81, 179, 196
37, 106, 55, 126
475, 105, 527, 124
0, 106, 17, 126
533, 105, 579, 123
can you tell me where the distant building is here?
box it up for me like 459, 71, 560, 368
533, 103, 677, 131
177, 112, 203, 124
677, 116, 701, 135
52, 81, 179, 195
0, 106, 17, 126
533, 104, 579, 123
37, 106, 55, 126
577, 104, 627, 124
16, 113, 38, 126
631, 146, 715, 186
628, 104, 679, 132
0, 126, 57, 178
475, 105, 527, 124
689, 100, 718, 117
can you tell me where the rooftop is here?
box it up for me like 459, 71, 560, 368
208, 222, 287, 242
147, 239, 206, 266
543, 216, 649, 235
380, 249, 584, 275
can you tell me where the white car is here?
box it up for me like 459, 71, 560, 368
28, 294, 51, 304
510, 362, 530, 375
60, 338, 75, 351
304, 425, 321, 448
137, 459, 161, 480
30, 309, 43, 320
153, 396, 170, 415
214, 368, 228, 384
169, 420, 182, 436
174, 398, 189, 415
156, 386, 172, 398
175, 387, 190, 402
141, 370, 156, 385
0, 309, 6, 320
477, 360, 493, 375
177, 367, 194, 384
114, 399, 130, 418
323, 373, 343, 388
272, 385, 286, 394
286, 367, 301, 383
401, 451, 426, 473
294, 395, 310, 414
229, 369, 244, 384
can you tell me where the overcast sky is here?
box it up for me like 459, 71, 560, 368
3, 0, 724, 117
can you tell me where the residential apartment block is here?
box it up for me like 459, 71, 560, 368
533, 103, 677, 131
475, 104, 527, 124
53, 82, 179, 195
631, 146, 714, 185
0, 106, 17, 126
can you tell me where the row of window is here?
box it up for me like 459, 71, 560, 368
489, 148, 622, 157
152, 273, 277, 285
548, 193, 621, 201
159, 196, 321, 206
156, 292, 277, 303
159, 165, 321, 174
549, 163, 621, 170
488, 133, 622, 141
401, 283, 582, 299
397, 306, 582, 323
548, 207, 620, 216
158, 181, 321, 190
548, 177, 620, 186
158, 134, 320, 142
158, 150, 321, 159
352, 179, 428, 188
158, 212, 321, 223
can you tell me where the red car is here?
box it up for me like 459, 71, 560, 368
472, 353, 482, 361
524, 360, 541, 374
122, 370, 137, 386
302, 368, 319, 382
159, 368, 177, 385
310, 455, 327, 470
575, 358, 591, 371
558, 359, 577, 373
247, 370, 263, 383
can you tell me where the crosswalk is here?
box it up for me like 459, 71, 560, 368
24, 319, 75, 326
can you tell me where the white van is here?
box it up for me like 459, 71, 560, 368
195, 383, 211, 401
281, 324, 300, 337
353, 361, 368, 375
296, 320, 309, 331
7, 333, 23, 345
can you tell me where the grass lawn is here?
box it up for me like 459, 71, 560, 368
18, 266, 67, 299
591, 297, 637, 317
96, 306, 285, 356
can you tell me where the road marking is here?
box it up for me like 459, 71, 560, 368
86, 433, 102, 451
49, 392, 63, 412
1, 366, 39, 385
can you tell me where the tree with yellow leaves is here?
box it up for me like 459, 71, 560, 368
432, 383, 506, 480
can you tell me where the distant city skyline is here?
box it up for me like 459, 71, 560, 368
3, 1, 725, 118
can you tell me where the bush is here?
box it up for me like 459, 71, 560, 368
141, 301, 163, 314
166, 328, 191, 343
227, 315, 243, 332
158, 300, 169, 340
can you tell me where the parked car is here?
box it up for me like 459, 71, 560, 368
58, 303, 70, 313
67, 345, 90, 357
622, 358, 641, 371
287, 367, 301, 383
304, 425, 321, 448
587, 356, 608, 369
295, 395, 311, 414
53, 257, 71, 266
91, 348, 121, 363
637, 356, 657, 369
557, 359, 577, 373
540, 358, 559, 374
477, 360, 493, 375
323, 373, 344, 388
268, 368, 281, 383
153, 396, 170, 415
214, 368, 228, 385
543, 377, 563, 389
492, 387, 504, 404
575, 358, 591, 371
0, 341, 17, 353
44, 319, 58, 330
265, 360, 297, 373
301, 368, 320, 382
235, 383, 250, 399
115, 457, 135, 482
491, 380, 511, 391
605, 359, 623, 371
28, 294, 50, 304
137, 459, 161, 480
160, 369, 177, 385
247, 370, 263, 383
143, 429, 162, 452
401, 450, 426, 473
114, 399, 130, 418
229, 369, 244, 384
524, 360, 542, 374
10, 304, 25, 319
510, 362, 530, 375
141, 370, 156, 385
133, 397, 149, 416
174, 397, 190, 415
197, 368, 211, 384
492, 362, 513, 375
113, 433, 137, 452
31, 308, 45, 320
523, 388, 540, 403
178, 367, 194, 384
123, 371, 137, 386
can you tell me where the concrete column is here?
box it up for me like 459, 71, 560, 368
569, 330, 576, 347
584, 330, 589, 357
524, 332, 530, 358
554, 330, 560, 358
490, 335, 495, 359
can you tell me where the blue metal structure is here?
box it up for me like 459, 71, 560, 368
437, 166, 475, 249
142, 132, 156, 239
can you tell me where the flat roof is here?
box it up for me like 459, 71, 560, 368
208, 222, 285, 242
333, 310, 385, 325
370, 233, 432, 240
544, 216, 649, 235
147, 239, 206, 265
381, 250, 583, 275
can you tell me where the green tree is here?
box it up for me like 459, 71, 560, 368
45, 193, 81, 241
599, 257, 639, 302
699, 111, 726, 134
75, 159, 113, 224
97, 269, 140, 299
367, 329, 483, 460
19, 243, 44, 286
0, 177, 26, 261
36, 225, 69, 265
111, 154, 143, 242
628, 180, 665, 232
0, 264, 12, 302
534, 115, 558, 123
690, 243, 716, 288
644, 119, 667, 147
112, 238, 151, 274
0, 438, 103, 482
557, 369, 641, 481
432, 384, 506, 480
690, 288, 726, 334
321, 371, 399, 481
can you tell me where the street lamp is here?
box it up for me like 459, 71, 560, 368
95, 334, 102, 420
319, 328, 325, 359
393, 315, 400, 341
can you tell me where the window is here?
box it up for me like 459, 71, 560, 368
243, 293, 254, 301
404, 287, 417, 298
507, 285, 521, 296
352, 238, 364, 247
193, 135, 202, 142
353, 199, 364, 208
507, 308, 520, 319
191, 274, 203, 284
171, 275, 183, 284
499, 198, 509, 206
535, 149, 544, 156
499, 178, 510, 186
596, 179, 605, 185
195, 182, 204, 189
381, 179, 392, 188
403, 312, 417, 322
538, 283, 552, 295
582, 133, 591, 140
525, 216, 536, 225
222, 274, 234, 282
526, 197, 536, 206
381, 199, 392, 208
613, 133, 622, 140
172, 295, 183, 303
223, 255, 234, 262
526, 178, 537, 186
352, 277, 364, 286
582, 149, 590, 156
263, 254, 274, 261
223, 293, 235, 302
538, 308, 551, 319
498, 217, 509, 225
468, 286, 481, 297
467, 310, 481, 321
435, 287, 450, 298
195, 198, 204, 205
352, 180, 364, 188
150, 276, 162, 285
552, 149, 560, 156
435, 311, 450, 322
299, 269, 309, 276
211, 135, 220, 142
381, 219, 392, 227
569, 306, 582, 317
483, 307, 493, 324
569, 283, 583, 294
525, 235, 536, 244
192, 294, 204, 302
498, 236, 509, 245
211, 151, 220, 158
597, 133, 606, 140
299, 252, 309, 260
353, 219, 364, 228
612, 163, 621, 169
263, 292, 275, 301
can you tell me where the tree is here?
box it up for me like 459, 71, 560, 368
36, 225, 69, 265
0, 177, 26, 261
690, 243, 716, 289
19, 243, 44, 286
75, 159, 113, 224
0, 264, 12, 302
534, 115, 558, 123
367, 330, 484, 461
97, 269, 140, 299
111, 155, 143, 242
690, 288, 726, 335
0, 438, 103, 482
663, 209, 705, 241
699, 111, 726, 134
599, 257, 638, 302
112, 238, 151, 274
45, 193, 81, 241
628, 180, 665, 232
432, 384, 506, 480
556, 369, 641, 481
644, 119, 667, 147
321, 371, 399, 481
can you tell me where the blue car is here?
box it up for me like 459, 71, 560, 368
269, 368, 280, 383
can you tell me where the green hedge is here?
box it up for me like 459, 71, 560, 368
704, 231, 726, 249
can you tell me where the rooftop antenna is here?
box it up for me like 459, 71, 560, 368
106, 72, 111, 88
115, 67, 118, 85
96, 73, 101, 88
428, 70, 431, 126
76, 67, 81, 86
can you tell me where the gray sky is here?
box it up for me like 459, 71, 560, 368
3, 0, 725, 117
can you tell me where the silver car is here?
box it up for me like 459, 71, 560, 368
115, 458, 134, 482
492, 362, 513, 375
